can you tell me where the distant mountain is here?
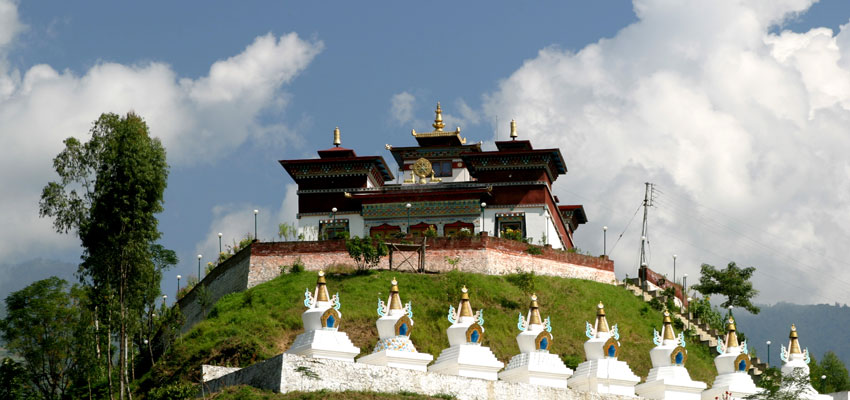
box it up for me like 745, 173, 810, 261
733, 302, 850, 368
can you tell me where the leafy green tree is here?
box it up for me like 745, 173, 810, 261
747, 367, 818, 399
0, 278, 81, 399
346, 235, 388, 272
810, 351, 850, 393
39, 112, 171, 400
691, 261, 760, 314
278, 222, 296, 241
0, 358, 37, 399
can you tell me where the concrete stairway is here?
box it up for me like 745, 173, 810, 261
617, 281, 769, 378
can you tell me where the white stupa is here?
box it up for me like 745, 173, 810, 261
778, 324, 830, 400
567, 302, 640, 396
498, 294, 573, 388
285, 271, 360, 362
428, 285, 504, 380
635, 311, 707, 399
701, 317, 762, 400
356, 278, 433, 371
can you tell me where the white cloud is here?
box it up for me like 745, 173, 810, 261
390, 91, 415, 125
484, 1, 850, 304
0, 0, 322, 263
193, 184, 299, 272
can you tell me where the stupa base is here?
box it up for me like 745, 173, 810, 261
428, 344, 504, 381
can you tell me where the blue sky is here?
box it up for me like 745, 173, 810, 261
2, 0, 850, 308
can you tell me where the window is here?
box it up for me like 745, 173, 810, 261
319, 219, 349, 240
444, 221, 474, 237
496, 213, 526, 240
431, 160, 453, 177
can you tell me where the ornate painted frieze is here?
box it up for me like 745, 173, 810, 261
362, 199, 480, 219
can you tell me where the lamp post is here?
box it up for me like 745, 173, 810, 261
672, 254, 677, 285
162, 294, 167, 306
603, 226, 608, 256
253, 209, 259, 241
480, 202, 487, 235
405, 203, 412, 234
197, 254, 203, 280
176, 275, 181, 297
683, 274, 688, 297
821, 375, 827, 393
687, 297, 692, 331
330, 207, 338, 240
766, 341, 771, 367
218, 233, 222, 254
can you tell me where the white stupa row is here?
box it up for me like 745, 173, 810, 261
281, 272, 832, 400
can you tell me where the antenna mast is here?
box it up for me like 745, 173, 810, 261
639, 182, 654, 289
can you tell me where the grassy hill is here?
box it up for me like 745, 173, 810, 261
141, 269, 719, 394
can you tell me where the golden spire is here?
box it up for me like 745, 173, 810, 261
596, 301, 609, 333
432, 102, 445, 131
333, 127, 341, 147
510, 119, 517, 140
529, 293, 542, 325
663, 311, 675, 340
316, 271, 330, 302
789, 324, 802, 354
389, 278, 403, 310
459, 285, 474, 317
725, 317, 739, 349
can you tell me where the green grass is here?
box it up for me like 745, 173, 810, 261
142, 269, 718, 393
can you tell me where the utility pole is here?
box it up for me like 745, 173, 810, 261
639, 182, 654, 289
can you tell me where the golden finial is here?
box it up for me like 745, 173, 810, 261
316, 271, 329, 302
333, 127, 341, 147
510, 119, 517, 140
459, 285, 473, 317
389, 278, 402, 310
596, 302, 609, 333
789, 324, 802, 354
663, 311, 675, 340
725, 317, 739, 349
432, 102, 445, 131
529, 294, 542, 325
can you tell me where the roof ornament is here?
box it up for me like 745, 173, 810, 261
433, 102, 445, 131
510, 119, 517, 141
333, 127, 341, 147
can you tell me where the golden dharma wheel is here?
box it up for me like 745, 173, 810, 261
412, 158, 432, 183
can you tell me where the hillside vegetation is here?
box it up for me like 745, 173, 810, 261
140, 269, 719, 394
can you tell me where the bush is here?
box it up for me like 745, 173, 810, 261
451, 228, 472, 239
148, 382, 196, 400
345, 236, 388, 272
289, 257, 305, 274
525, 244, 543, 255
424, 225, 438, 238
502, 228, 524, 242
506, 270, 536, 293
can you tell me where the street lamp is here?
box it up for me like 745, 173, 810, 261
687, 297, 692, 331
162, 294, 167, 306
480, 202, 487, 235
683, 274, 688, 296
253, 209, 259, 241
603, 226, 608, 256
766, 341, 771, 367
176, 275, 181, 297
218, 233, 222, 254
821, 375, 827, 393
673, 254, 678, 285
197, 254, 203, 281
405, 203, 412, 234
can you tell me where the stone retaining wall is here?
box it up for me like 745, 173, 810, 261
179, 237, 615, 332
203, 353, 635, 400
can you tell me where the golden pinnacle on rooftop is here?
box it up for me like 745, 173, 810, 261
389, 278, 402, 310
596, 301, 609, 333
789, 324, 798, 338
333, 127, 341, 147
789, 324, 802, 354
529, 293, 542, 325
316, 271, 329, 302
510, 119, 517, 140
459, 285, 473, 317
663, 311, 675, 340
597, 301, 606, 316
432, 102, 445, 131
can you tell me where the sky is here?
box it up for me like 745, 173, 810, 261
2, 0, 850, 309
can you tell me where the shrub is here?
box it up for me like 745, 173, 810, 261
345, 236, 388, 272
525, 244, 543, 255
506, 270, 536, 293
148, 382, 196, 400
452, 228, 472, 239
424, 225, 438, 238
502, 228, 524, 242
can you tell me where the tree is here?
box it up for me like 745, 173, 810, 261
0, 358, 37, 400
691, 261, 760, 314
747, 367, 819, 400
810, 351, 850, 393
278, 222, 296, 241
40, 112, 171, 400
346, 235, 388, 272
0, 278, 82, 399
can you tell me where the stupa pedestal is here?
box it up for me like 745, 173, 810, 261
778, 324, 831, 400
285, 271, 360, 362
567, 302, 640, 397
499, 294, 573, 388
428, 285, 504, 381
636, 311, 707, 399
357, 278, 433, 371
702, 317, 761, 400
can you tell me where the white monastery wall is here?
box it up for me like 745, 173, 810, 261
203, 353, 635, 400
